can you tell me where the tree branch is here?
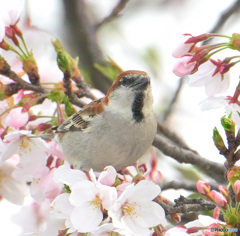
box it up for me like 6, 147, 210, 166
209, 0, 240, 34
155, 195, 215, 215
0, 58, 47, 94
63, 71, 86, 108
62, 0, 112, 93
162, 77, 185, 122
161, 180, 219, 192
96, 0, 130, 29
157, 121, 192, 151
153, 134, 226, 183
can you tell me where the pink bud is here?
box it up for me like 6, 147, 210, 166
213, 207, 220, 219
170, 213, 181, 224
218, 185, 230, 203
172, 40, 194, 58
37, 123, 51, 131
211, 190, 228, 210
196, 180, 210, 195
173, 56, 196, 77
233, 180, 240, 202
98, 166, 117, 186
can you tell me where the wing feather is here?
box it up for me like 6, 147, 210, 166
55, 99, 105, 133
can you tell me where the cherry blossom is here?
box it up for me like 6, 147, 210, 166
108, 180, 165, 236
69, 180, 117, 233
211, 190, 228, 210
0, 0, 24, 42
200, 97, 240, 128
53, 164, 88, 187
165, 226, 189, 236
173, 56, 197, 77
188, 60, 230, 97
13, 199, 65, 235
233, 180, 240, 201
196, 180, 210, 195
52, 167, 118, 233
30, 168, 62, 203
172, 35, 194, 58
97, 165, 117, 186
3, 107, 29, 129
0, 160, 28, 204
1, 130, 50, 162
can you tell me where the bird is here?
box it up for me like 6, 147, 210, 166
54, 70, 157, 172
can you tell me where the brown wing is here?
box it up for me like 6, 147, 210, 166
55, 99, 105, 133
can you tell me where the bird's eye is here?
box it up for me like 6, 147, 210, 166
120, 77, 128, 86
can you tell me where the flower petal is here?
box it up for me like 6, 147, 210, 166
54, 165, 88, 187
70, 203, 103, 232
69, 181, 96, 206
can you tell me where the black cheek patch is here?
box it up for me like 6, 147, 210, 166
132, 92, 144, 122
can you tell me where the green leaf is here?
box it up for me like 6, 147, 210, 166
94, 57, 123, 81
47, 91, 65, 103
221, 116, 235, 133
52, 39, 75, 73
213, 127, 227, 151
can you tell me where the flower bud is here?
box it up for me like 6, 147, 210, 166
213, 127, 227, 153
211, 190, 228, 210
229, 33, 240, 51
37, 123, 52, 132
213, 207, 220, 219
218, 185, 231, 203
233, 180, 240, 202
196, 180, 210, 195
227, 167, 240, 184
169, 213, 181, 224
221, 116, 235, 134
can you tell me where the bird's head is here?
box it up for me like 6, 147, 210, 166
104, 70, 154, 122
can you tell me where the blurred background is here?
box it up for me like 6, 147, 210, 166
2, 0, 240, 234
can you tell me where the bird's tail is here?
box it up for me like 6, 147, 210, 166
28, 133, 55, 140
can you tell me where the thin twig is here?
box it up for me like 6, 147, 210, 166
0, 58, 47, 94
157, 121, 192, 151
161, 180, 219, 192
63, 0, 111, 93
155, 195, 215, 215
96, 0, 130, 29
209, 0, 240, 34
163, 77, 185, 122
63, 71, 86, 108
153, 134, 226, 183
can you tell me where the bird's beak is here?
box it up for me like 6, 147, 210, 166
132, 76, 150, 90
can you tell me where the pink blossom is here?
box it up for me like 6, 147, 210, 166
172, 35, 195, 58
196, 180, 210, 195
188, 60, 230, 96
165, 226, 188, 236
108, 180, 165, 236
173, 56, 196, 77
0, 0, 24, 42
30, 168, 62, 203
0, 160, 28, 204
0, 0, 24, 26
98, 166, 117, 186
13, 199, 65, 235
3, 107, 29, 129
211, 190, 228, 210
233, 180, 240, 201
218, 185, 230, 203
200, 97, 240, 128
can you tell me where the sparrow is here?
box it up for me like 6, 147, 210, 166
55, 70, 157, 171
